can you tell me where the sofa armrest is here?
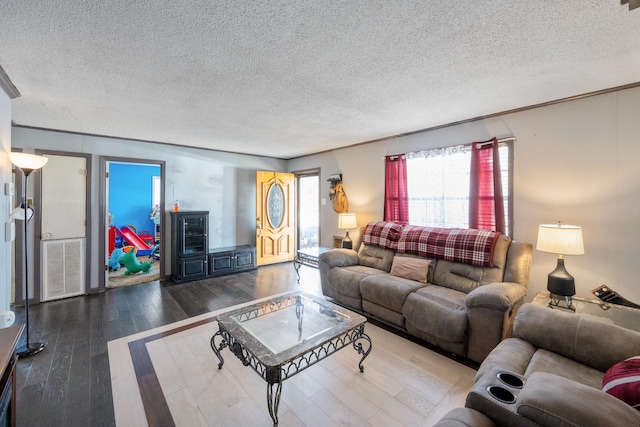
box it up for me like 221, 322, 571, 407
465, 283, 527, 363
318, 249, 358, 268
465, 283, 527, 311
517, 372, 640, 427
433, 407, 496, 427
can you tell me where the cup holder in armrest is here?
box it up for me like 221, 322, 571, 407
497, 372, 524, 389
487, 385, 517, 404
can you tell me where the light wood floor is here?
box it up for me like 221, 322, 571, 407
109, 297, 476, 426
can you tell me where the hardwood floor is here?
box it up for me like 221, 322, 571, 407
13, 262, 316, 427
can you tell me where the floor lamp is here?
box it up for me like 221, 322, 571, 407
9, 152, 49, 358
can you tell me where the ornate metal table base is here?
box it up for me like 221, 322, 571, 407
210, 324, 372, 425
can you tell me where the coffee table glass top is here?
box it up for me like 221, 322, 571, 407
216, 292, 366, 366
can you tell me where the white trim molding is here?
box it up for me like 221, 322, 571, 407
0, 63, 20, 99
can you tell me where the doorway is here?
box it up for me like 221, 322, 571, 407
296, 170, 320, 250
101, 158, 165, 289
13, 150, 91, 304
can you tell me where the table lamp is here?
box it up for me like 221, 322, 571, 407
536, 222, 584, 311
338, 213, 357, 249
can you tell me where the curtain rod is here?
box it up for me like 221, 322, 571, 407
475, 136, 517, 149
384, 136, 517, 160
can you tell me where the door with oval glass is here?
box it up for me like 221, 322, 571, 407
256, 171, 295, 266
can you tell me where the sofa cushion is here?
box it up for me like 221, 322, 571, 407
360, 273, 428, 313
326, 265, 387, 299
430, 235, 511, 293
432, 260, 484, 294
389, 255, 431, 283
403, 286, 468, 343
523, 348, 604, 389
357, 243, 395, 272
603, 356, 640, 410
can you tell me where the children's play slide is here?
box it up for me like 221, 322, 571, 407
116, 227, 153, 256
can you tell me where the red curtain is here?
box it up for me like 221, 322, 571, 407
469, 138, 505, 233
384, 156, 409, 222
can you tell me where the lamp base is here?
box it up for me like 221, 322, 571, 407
342, 231, 353, 249
17, 342, 45, 358
548, 294, 576, 312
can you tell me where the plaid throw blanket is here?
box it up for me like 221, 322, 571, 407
397, 226, 500, 267
362, 221, 500, 267
362, 221, 406, 250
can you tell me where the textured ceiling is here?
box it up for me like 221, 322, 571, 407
1, 1, 639, 159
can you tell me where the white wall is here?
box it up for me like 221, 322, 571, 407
0, 91, 11, 310
9, 86, 640, 304
11, 128, 287, 291
289, 86, 640, 304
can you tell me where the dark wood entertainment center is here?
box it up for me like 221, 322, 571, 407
171, 211, 256, 283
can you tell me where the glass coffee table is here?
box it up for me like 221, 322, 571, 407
210, 292, 372, 425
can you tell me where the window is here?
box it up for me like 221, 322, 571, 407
405, 143, 512, 235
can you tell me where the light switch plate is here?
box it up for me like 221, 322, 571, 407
4, 183, 13, 196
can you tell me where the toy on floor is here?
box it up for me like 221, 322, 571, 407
108, 248, 125, 271
119, 248, 153, 275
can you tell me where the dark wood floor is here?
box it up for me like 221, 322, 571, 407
12, 262, 320, 427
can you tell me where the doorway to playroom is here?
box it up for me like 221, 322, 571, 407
104, 159, 164, 288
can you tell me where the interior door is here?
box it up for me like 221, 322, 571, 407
40, 154, 87, 301
256, 171, 295, 266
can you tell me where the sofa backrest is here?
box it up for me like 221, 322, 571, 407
357, 233, 533, 295
432, 234, 512, 293
503, 241, 533, 287
514, 303, 640, 372
358, 243, 395, 272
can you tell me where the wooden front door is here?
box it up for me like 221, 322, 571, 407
256, 171, 295, 266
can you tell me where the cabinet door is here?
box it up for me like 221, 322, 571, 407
181, 257, 207, 280
236, 250, 255, 268
210, 251, 234, 275
181, 215, 207, 255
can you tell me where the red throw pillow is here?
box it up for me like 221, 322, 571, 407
602, 356, 640, 410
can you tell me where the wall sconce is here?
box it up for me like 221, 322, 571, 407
536, 222, 584, 311
338, 213, 357, 249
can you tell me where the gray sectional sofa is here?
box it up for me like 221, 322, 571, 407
436, 302, 640, 426
319, 222, 533, 363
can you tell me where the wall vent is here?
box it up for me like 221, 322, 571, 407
42, 239, 85, 301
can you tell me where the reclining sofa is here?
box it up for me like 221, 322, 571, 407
319, 221, 533, 363
435, 302, 640, 426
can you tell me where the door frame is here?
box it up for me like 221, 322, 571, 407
293, 168, 321, 251
98, 156, 166, 291
31, 150, 92, 304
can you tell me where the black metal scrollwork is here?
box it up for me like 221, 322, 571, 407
231, 341, 250, 366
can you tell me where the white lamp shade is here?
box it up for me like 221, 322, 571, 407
338, 213, 357, 229
9, 152, 49, 170
536, 223, 584, 255
10, 204, 34, 222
